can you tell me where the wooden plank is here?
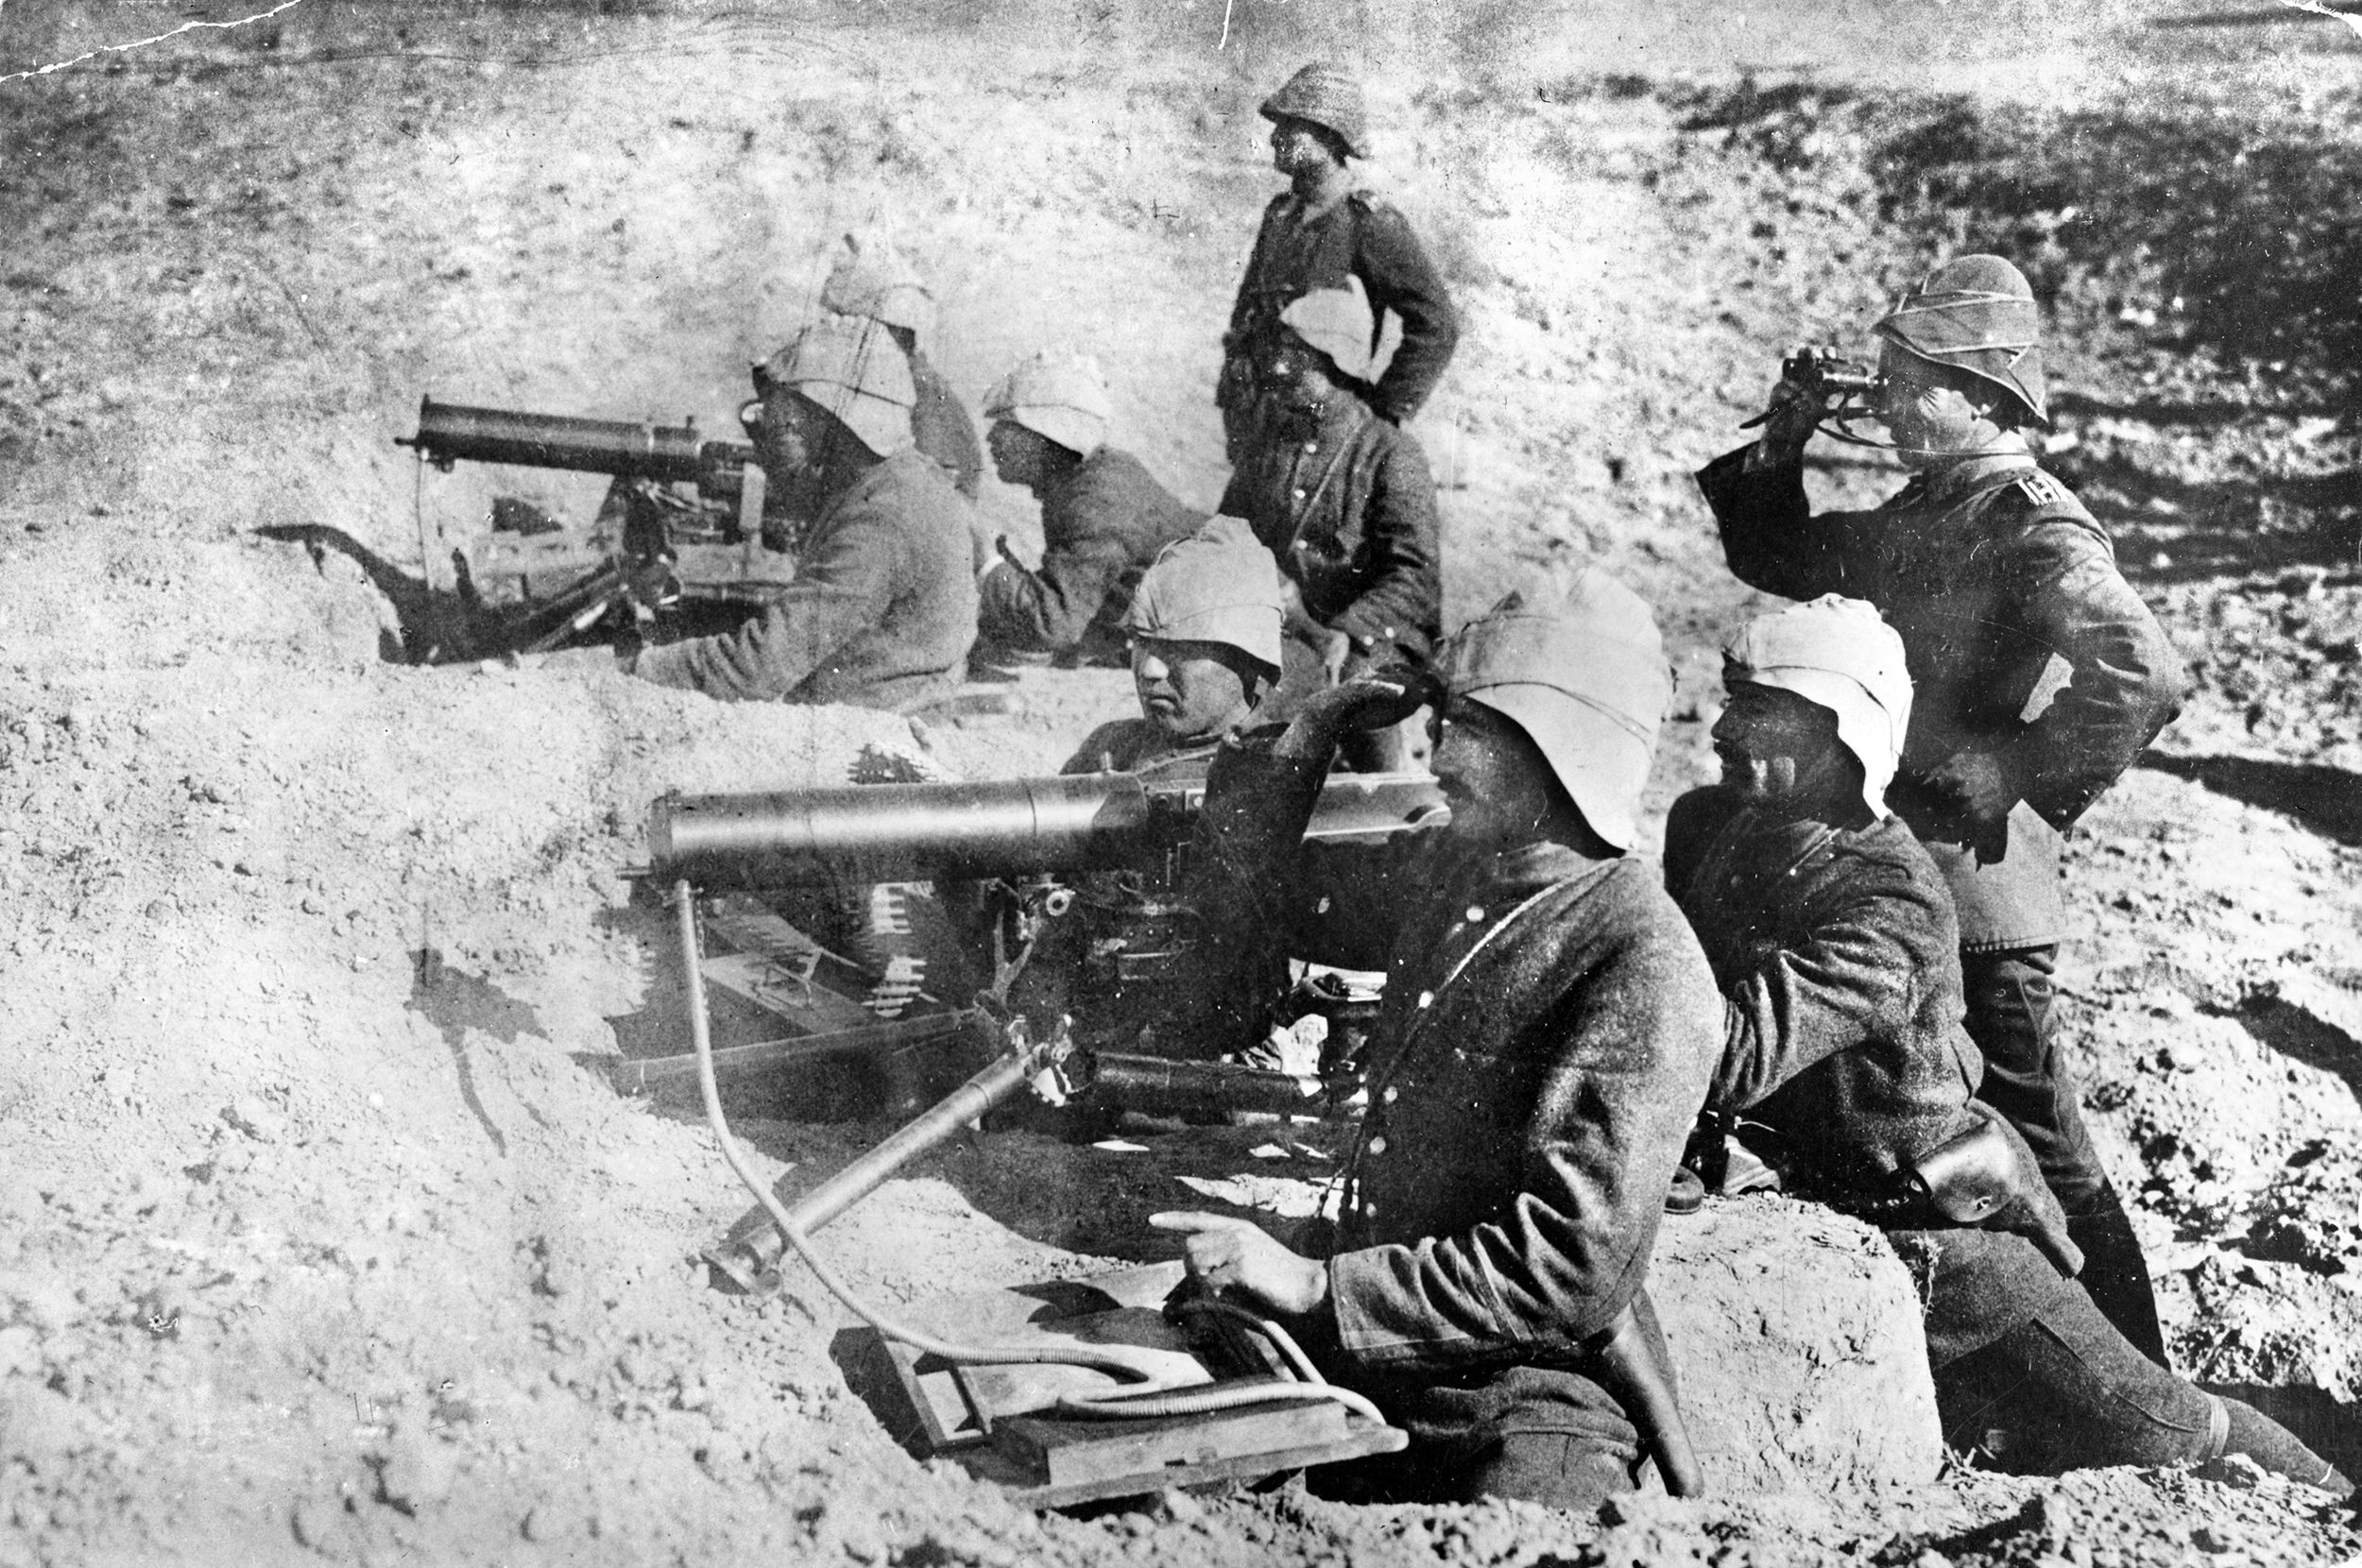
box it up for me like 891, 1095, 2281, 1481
999, 1392, 1345, 1489
981, 1419, 1409, 1509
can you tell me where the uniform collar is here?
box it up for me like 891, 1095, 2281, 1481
1465, 838, 1615, 896
1917, 450, 2035, 505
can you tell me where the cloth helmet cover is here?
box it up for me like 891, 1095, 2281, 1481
1121, 516, 1286, 676
1258, 62, 1370, 159
983, 349, 1113, 457
1438, 568, 1670, 851
754, 317, 917, 458
1278, 277, 1378, 383
819, 230, 937, 346
1873, 253, 2048, 427
1720, 594, 1914, 819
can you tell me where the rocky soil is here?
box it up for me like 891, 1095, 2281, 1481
3, 3, 2360, 1565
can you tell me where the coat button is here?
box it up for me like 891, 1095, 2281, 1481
1292, 487, 1309, 500
1382, 1084, 1399, 1103
1416, 991, 1434, 1009
1465, 906, 1485, 923
1368, 1135, 1388, 1156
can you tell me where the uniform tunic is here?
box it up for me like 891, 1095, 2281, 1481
1192, 735, 1720, 1378
1217, 402, 1443, 668
907, 347, 983, 501
1695, 448, 2186, 949
1222, 191, 1460, 426
632, 449, 976, 707
975, 448, 1206, 656
1664, 786, 2079, 1366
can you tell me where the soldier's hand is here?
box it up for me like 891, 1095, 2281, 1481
1149, 1212, 1328, 1316
1920, 750, 2019, 861
1752, 375, 1830, 457
1316, 628, 1353, 685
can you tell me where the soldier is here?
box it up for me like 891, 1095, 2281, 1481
972, 350, 1207, 665
629, 317, 976, 707
1219, 282, 1442, 769
819, 230, 984, 500
1666, 598, 2347, 1494
1695, 254, 2188, 1364
1021, 520, 1293, 1061
1153, 571, 1722, 1509
1220, 60, 1459, 455
1062, 517, 1285, 777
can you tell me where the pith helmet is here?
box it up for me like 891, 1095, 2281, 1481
1438, 568, 1671, 852
1874, 253, 2048, 427
1278, 278, 1377, 383
819, 230, 937, 347
752, 317, 917, 459
1722, 595, 1914, 819
1259, 62, 1370, 160
1122, 517, 1285, 677
983, 350, 1113, 457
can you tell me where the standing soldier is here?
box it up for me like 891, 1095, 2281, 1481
972, 350, 1207, 665
819, 230, 984, 500
629, 317, 976, 707
1219, 61, 1459, 456
1694, 254, 2190, 1364
1220, 283, 1442, 768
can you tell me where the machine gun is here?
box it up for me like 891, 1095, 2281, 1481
393, 395, 783, 657
645, 766, 1446, 1506
629, 767, 1443, 1272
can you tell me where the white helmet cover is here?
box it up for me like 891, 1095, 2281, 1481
819, 230, 937, 347
754, 316, 917, 458
1438, 568, 1670, 851
983, 349, 1112, 457
1720, 594, 1914, 818
1122, 516, 1286, 676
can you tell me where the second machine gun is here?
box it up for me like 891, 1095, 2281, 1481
395, 394, 779, 659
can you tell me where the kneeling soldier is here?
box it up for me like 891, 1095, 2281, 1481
973, 350, 1207, 665
1666, 597, 2347, 1493
1154, 571, 1721, 1508
1695, 254, 2188, 1362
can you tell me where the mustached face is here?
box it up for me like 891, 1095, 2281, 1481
1873, 341, 2009, 467
1268, 116, 1341, 181
984, 418, 1062, 490
1711, 680, 1851, 810
1430, 699, 1561, 848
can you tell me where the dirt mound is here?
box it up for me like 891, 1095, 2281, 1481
7, 4, 2362, 1565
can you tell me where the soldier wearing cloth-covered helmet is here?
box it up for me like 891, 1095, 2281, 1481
1152, 571, 1722, 1509
1218, 62, 1460, 457
820, 230, 984, 499
972, 350, 1207, 665
1664, 597, 2348, 1496
629, 317, 977, 707
1695, 255, 2191, 1365
1219, 280, 1443, 769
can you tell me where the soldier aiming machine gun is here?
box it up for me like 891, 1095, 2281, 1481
395, 395, 781, 659
643, 764, 1704, 1506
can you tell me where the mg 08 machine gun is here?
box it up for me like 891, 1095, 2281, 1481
394, 395, 786, 659
636, 765, 1451, 1506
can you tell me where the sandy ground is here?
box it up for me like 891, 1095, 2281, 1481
3, 2, 2361, 1564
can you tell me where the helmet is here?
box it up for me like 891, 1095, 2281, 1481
751, 317, 917, 458
1874, 254, 2048, 427
1437, 568, 1670, 852
1122, 517, 1285, 677
1259, 62, 1370, 160
982, 349, 1112, 457
1721, 594, 1913, 819
1278, 279, 1377, 383
819, 230, 937, 346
